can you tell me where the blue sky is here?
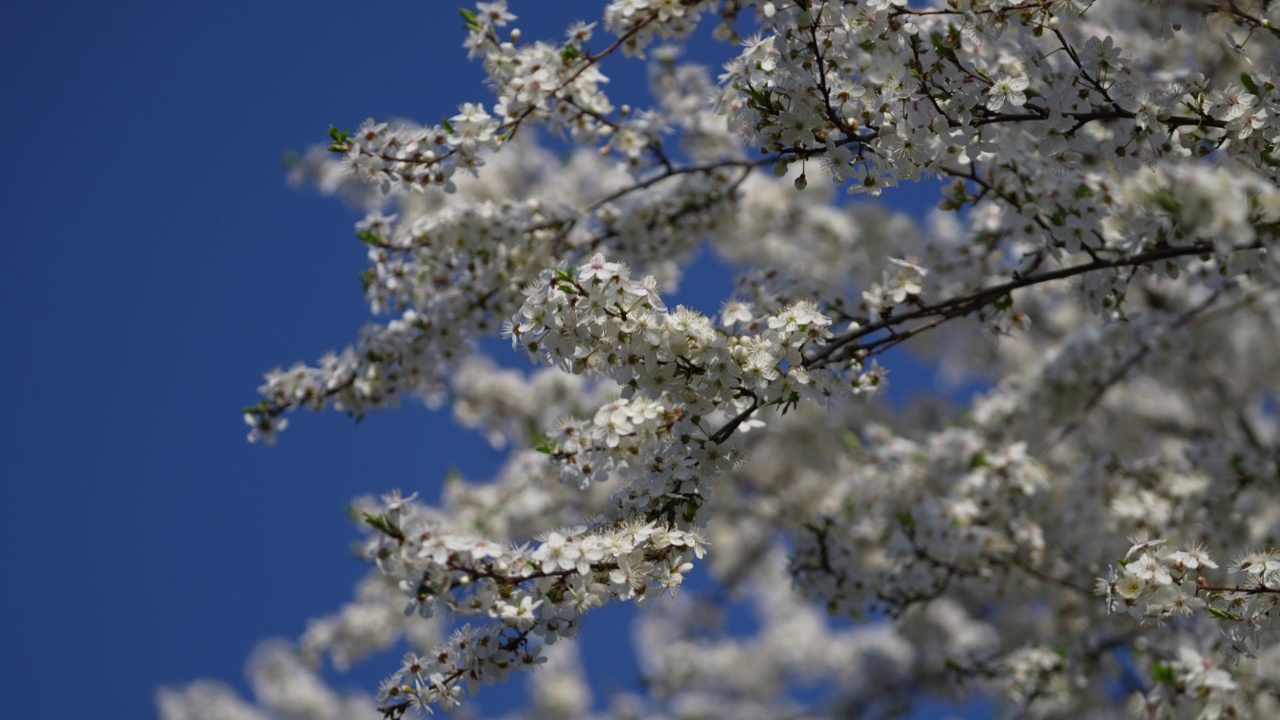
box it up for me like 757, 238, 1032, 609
3, 3, 971, 718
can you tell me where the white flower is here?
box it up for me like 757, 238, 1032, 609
1129, 553, 1172, 586
1167, 544, 1217, 571
720, 299, 754, 326
987, 74, 1029, 111
578, 253, 623, 284
499, 595, 542, 629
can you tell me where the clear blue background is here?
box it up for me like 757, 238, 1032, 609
3, 3, 967, 718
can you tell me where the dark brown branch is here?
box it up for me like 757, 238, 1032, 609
805, 241, 1227, 370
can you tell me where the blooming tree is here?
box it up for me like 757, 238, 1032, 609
162, 1, 1280, 718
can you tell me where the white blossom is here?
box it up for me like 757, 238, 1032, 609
178, 2, 1280, 719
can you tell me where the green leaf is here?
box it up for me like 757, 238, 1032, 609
441, 116, 456, 135
356, 229, 384, 246
895, 510, 916, 533
1241, 72, 1260, 95
840, 429, 862, 452
682, 495, 703, 525
458, 7, 480, 29
560, 43, 581, 61
1150, 662, 1176, 685
552, 269, 580, 294
1208, 606, 1241, 621
327, 124, 352, 153
742, 86, 772, 109
363, 512, 406, 541
532, 432, 558, 454
779, 391, 801, 415
929, 31, 957, 63
1149, 188, 1179, 213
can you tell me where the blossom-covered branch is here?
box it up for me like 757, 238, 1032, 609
168, 1, 1280, 718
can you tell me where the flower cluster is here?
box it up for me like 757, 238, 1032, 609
504, 253, 858, 524
508, 252, 837, 403
361, 489, 705, 714
1099, 538, 1279, 652
861, 256, 929, 316
168, 1, 1280, 718
791, 431, 1052, 620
